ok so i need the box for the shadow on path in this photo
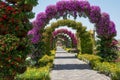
[55,56,76,59]
[53,64,91,70]
[50,46,111,80]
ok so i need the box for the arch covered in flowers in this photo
[53,29,77,47]
[54,34,72,48]
[29,0,117,61]
[43,19,94,54]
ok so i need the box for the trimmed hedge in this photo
[91,61,120,80]
[77,54,120,80]
[77,54,101,63]
[80,32,94,54]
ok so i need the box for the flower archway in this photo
[29,0,117,61]
[54,33,72,48]
[53,29,77,47]
[43,19,94,54]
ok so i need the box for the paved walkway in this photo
[50,46,111,80]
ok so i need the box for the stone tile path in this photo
[50,46,111,80]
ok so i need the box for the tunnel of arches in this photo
[28,0,118,61]
[52,29,77,48]
[42,19,94,54]
[55,34,72,47]
[53,31,74,48]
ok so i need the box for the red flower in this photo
[0,2,6,6]
[0,2,6,5]
[11,62,15,65]
[6,6,14,11]
[3,15,7,19]
[0,2,7,8]
[12,11,18,15]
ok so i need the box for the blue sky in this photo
[31,0,120,39]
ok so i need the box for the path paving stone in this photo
[50,46,111,80]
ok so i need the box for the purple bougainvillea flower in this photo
[89,6,101,23]
[45,5,57,19]
[56,1,66,16]
[31,0,116,43]
[107,21,116,37]
[36,12,47,27]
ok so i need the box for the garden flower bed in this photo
[15,50,55,80]
[15,67,50,80]
[77,54,120,80]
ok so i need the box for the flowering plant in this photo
[0,0,38,79]
[30,0,116,44]
[0,1,33,37]
[0,1,20,35]
[0,34,32,78]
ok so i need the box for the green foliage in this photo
[77,53,120,80]
[38,54,54,67]
[26,12,35,19]
[50,50,56,56]
[24,0,38,6]
[96,38,119,62]
[34,41,47,60]
[80,31,94,54]
[44,19,94,54]
[77,54,101,63]
[118,51,120,57]
[91,61,120,80]
[15,67,50,80]
[0,0,38,79]
[65,48,72,52]
[0,34,32,77]
[16,50,55,80]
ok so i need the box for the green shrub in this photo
[15,50,56,80]
[96,39,119,62]
[92,61,120,80]
[38,54,54,67]
[77,54,120,80]
[15,67,50,80]
[80,31,94,54]
[118,51,120,57]
[77,54,101,63]
[111,62,120,80]
[50,50,56,56]
[65,48,72,52]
